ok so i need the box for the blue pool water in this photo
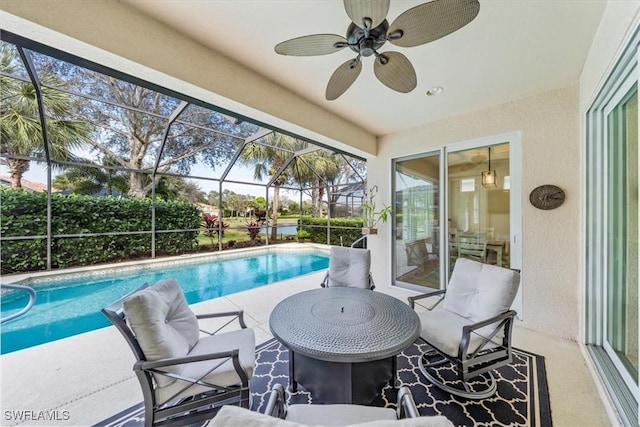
[1,251,329,354]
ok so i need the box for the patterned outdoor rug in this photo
[96,338,552,426]
[251,339,552,427]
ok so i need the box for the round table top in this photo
[269,287,421,363]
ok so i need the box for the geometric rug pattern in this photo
[95,339,552,426]
[250,339,552,427]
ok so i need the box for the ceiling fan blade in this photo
[373,52,417,93]
[275,34,348,56]
[388,0,480,48]
[343,0,390,29]
[326,58,362,100]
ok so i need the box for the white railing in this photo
[1,283,37,323]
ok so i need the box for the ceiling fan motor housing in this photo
[347,21,389,57]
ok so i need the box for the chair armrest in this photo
[459,310,517,358]
[264,383,287,419]
[408,289,446,310]
[196,310,247,329]
[368,274,376,291]
[137,348,251,385]
[396,386,419,419]
[138,348,241,370]
[464,310,516,333]
[320,271,329,288]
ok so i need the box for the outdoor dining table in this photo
[269,287,421,404]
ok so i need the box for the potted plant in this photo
[361,185,391,235]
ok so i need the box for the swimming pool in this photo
[1,248,329,354]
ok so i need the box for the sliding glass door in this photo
[393,136,520,302]
[447,143,511,273]
[585,32,639,426]
[604,82,638,395]
[393,152,441,290]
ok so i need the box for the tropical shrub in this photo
[246,221,261,241]
[296,230,310,242]
[202,213,229,245]
[0,188,201,273]
[298,217,364,247]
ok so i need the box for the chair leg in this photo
[417,348,498,400]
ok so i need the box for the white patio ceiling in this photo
[124,0,606,137]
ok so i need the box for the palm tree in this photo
[293,150,343,217]
[240,133,305,241]
[309,151,342,216]
[52,156,129,195]
[0,44,89,188]
[52,165,129,195]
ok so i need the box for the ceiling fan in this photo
[275,0,480,100]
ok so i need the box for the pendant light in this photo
[481,146,497,188]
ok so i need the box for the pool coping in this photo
[2,243,331,287]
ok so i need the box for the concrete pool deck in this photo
[1,267,614,426]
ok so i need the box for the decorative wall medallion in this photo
[529,185,565,210]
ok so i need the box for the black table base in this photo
[289,350,396,404]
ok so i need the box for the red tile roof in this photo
[0,175,57,192]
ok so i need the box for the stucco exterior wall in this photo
[368,85,581,340]
[0,0,376,156]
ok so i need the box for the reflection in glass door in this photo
[605,85,638,393]
[447,143,511,273]
[393,153,440,290]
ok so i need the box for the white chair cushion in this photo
[123,278,199,387]
[286,404,397,425]
[156,328,255,404]
[210,405,454,427]
[443,258,520,323]
[327,246,371,289]
[212,405,301,426]
[417,309,501,358]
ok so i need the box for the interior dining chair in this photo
[208,383,454,426]
[102,278,255,427]
[408,258,521,399]
[457,231,487,263]
[321,246,375,290]
[404,239,430,269]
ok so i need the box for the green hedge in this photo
[298,217,365,247]
[0,188,201,274]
